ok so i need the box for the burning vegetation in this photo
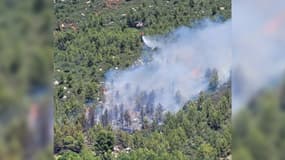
[54,0,231,159]
[88,20,231,132]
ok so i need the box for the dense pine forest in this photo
[54,0,231,159]
[233,79,285,160]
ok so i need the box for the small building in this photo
[124,147,131,153]
[58,21,78,32]
[54,80,59,85]
[135,21,144,28]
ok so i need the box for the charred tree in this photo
[118,104,124,128]
[207,68,219,91]
[124,110,132,127]
[175,90,182,105]
[114,104,119,121]
[101,109,109,127]
[155,103,164,125]
[146,90,155,118]
[140,106,146,129]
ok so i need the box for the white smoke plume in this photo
[142,35,164,49]
[232,0,285,113]
[103,20,232,114]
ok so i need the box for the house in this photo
[135,21,144,28]
[54,80,59,85]
[124,147,131,153]
[57,21,78,32]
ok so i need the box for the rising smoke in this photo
[232,0,285,113]
[101,20,232,120]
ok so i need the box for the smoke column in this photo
[104,20,232,114]
[232,0,285,113]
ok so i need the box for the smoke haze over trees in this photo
[53,0,231,159]
[100,20,231,130]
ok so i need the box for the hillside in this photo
[56,84,231,159]
[233,79,285,160]
[54,0,231,159]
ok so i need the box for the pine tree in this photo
[155,103,164,124]
[124,110,132,127]
[208,68,219,91]
[101,109,109,127]
[119,104,125,127]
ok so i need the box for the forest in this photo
[233,79,285,160]
[55,83,231,160]
[54,0,231,159]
